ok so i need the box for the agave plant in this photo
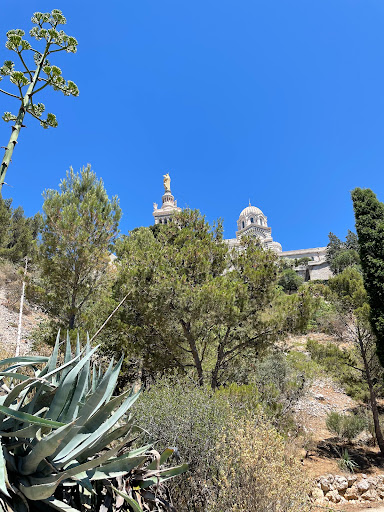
[0,334,187,511]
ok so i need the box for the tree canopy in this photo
[37,165,121,331]
[352,187,384,367]
[110,210,312,387]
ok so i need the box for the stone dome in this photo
[239,205,263,217]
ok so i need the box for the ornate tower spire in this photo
[153,173,181,225]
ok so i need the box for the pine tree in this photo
[351,188,384,366]
[38,165,121,331]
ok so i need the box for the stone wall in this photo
[311,473,384,505]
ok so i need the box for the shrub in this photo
[326,411,366,441]
[211,418,312,512]
[133,375,312,512]
[306,339,370,401]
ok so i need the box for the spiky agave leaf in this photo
[0,333,187,511]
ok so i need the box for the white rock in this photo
[326,490,341,503]
[357,479,370,493]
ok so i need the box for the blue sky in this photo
[1,1,384,250]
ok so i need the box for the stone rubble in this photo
[312,473,384,505]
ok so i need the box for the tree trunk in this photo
[180,319,204,385]
[358,331,384,454]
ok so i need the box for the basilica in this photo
[153,174,331,281]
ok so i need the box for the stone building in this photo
[152,174,332,281]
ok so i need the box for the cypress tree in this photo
[351,188,384,366]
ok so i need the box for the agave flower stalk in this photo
[0,10,79,194]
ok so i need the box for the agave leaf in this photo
[53,371,128,462]
[134,464,189,489]
[110,486,143,512]
[58,434,128,479]
[0,356,49,368]
[0,372,32,381]
[42,497,80,512]
[0,405,65,429]
[0,439,10,497]
[19,478,65,501]
[76,356,120,423]
[20,421,76,475]
[147,448,174,470]
[2,378,38,409]
[59,354,90,423]
[77,418,134,462]
[39,331,60,379]
[75,334,80,358]
[55,389,140,464]
[46,346,99,422]
[0,424,39,438]
[89,455,147,480]
[65,332,72,363]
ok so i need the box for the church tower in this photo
[153,173,181,224]
[235,202,282,253]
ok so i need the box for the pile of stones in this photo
[312,473,384,504]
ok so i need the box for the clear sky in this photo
[1,1,384,250]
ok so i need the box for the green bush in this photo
[326,411,366,441]
[132,375,311,512]
[306,338,370,401]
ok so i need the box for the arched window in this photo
[242,221,245,229]
[250,217,254,223]
[164,218,167,224]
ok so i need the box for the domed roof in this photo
[239,205,263,217]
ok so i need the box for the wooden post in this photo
[15,257,28,357]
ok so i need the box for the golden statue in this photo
[163,173,171,192]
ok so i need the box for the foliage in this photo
[351,187,384,367]
[111,210,309,388]
[0,10,78,191]
[326,411,366,441]
[326,231,360,275]
[306,339,370,401]
[34,165,121,332]
[133,374,310,512]
[336,448,358,473]
[0,198,41,262]
[210,418,312,512]
[0,335,186,512]
[278,267,304,293]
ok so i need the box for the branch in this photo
[17,51,33,80]
[344,361,364,374]
[222,329,273,359]
[31,80,51,97]
[0,89,22,100]
[47,47,67,55]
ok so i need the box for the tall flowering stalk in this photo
[0,10,79,194]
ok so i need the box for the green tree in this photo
[328,266,384,454]
[0,198,41,262]
[351,188,384,367]
[37,165,121,331]
[0,10,78,193]
[326,230,360,275]
[278,268,304,293]
[111,210,311,388]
